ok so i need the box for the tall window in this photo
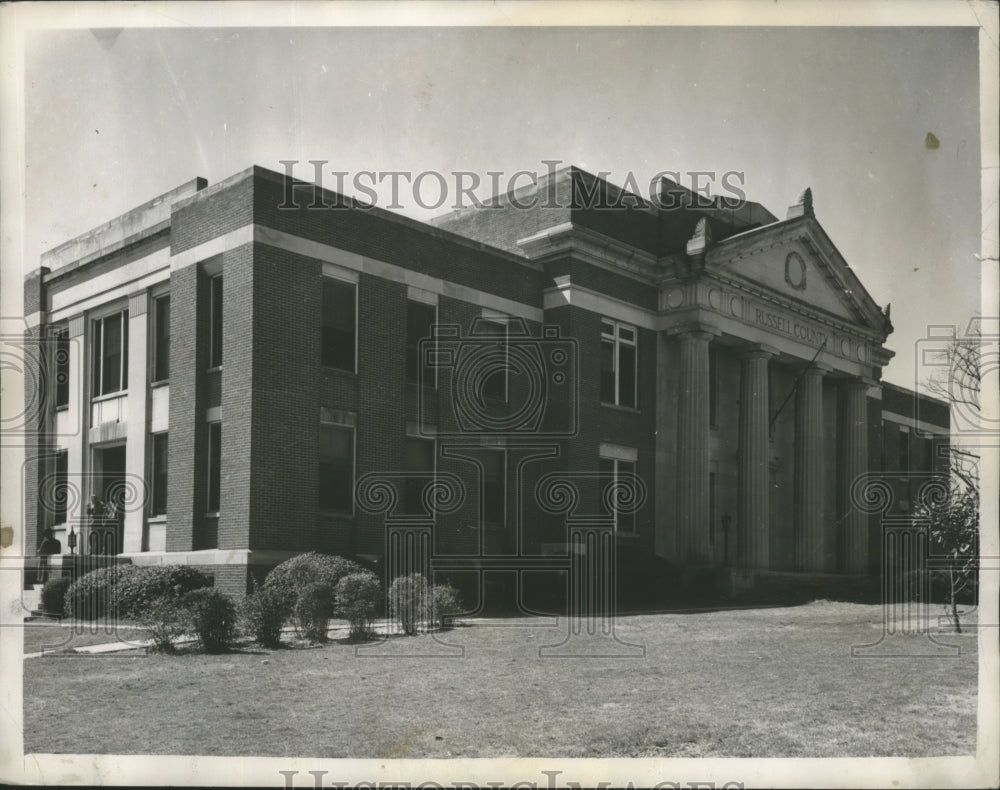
[209,275,223,368]
[406,300,436,385]
[322,279,356,371]
[207,422,221,513]
[92,311,128,397]
[54,326,70,408]
[481,450,506,525]
[898,428,910,475]
[53,449,68,525]
[599,456,637,533]
[319,425,354,513]
[152,294,170,382]
[600,319,637,408]
[150,433,168,516]
[403,437,435,515]
[481,320,508,402]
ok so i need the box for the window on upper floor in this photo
[53,326,70,409]
[322,278,357,372]
[319,425,354,514]
[152,294,170,382]
[92,311,128,397]
[209,275,223,369]
[406,300,437,386]
[480,319,508,402]
[600,319,637,409]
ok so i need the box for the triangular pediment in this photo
[705,215,891,336]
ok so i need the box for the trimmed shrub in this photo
[335,572,383,640]
[40,576,72,617]
[429,583,463,629]
[182,588,236,653]
[112,565,211,620]
[388,573,429,635]
[64,566,122,620]
[294,581,335,642]
[264,552,363,615]
[238,585,286,648]
[138,596,187,653]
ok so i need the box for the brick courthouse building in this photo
[23,165,950,600]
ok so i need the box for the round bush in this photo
[64,566,122,620]
[139,596,187,653]
[111,565,212,620]
[429,583,463,629]
[263,552,363,614]
[40,576,72,617]
[182,588,236,653]
[388,573,429,635]
[238,586,286,648]
[294,581,335,642]
[335,572,383,639]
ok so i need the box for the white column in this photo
[122,291,149,553]
[794,366,826,571]
[737,346,772,569]
[675,328,715,565]
[840,378,870,574]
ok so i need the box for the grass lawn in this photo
[23,601,977,757]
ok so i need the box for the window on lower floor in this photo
[599,456,637,534]
[403,437,435,515]
[92,311,129,397]
[600,319,637,409]
[322,278,357,372]
[150,433,168,516]
[319,425,354,513]
[207,422,221,513]
[481,450,506,526]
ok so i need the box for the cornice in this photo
[517,222,663,283]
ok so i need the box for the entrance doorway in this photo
[90,444,126,554]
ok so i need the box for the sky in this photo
[23,24,983,391]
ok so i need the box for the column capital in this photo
[667,322,721,342]
[842,375,876,392]
[128,290,150,317]
[739,342,780,361]
[799,361,833,378]
[67,314,85,338]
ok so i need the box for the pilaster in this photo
[123,291,149,553]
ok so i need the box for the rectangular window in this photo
[600,456,637,533]
[150,433,168,516]
[54,326,70,408]
[54,450,68,525]
[482,450,506,525]
[152,295,170,382]
[319,425,354,513]
[92,311,129,397]
[322,279,357,372]
[207,422,221,513]
[406,300,436,385]
[209,275,223,368]
[898,428,910,475]
[481,320,508,402]
[600,319,637,408]
[403,437,436,515]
